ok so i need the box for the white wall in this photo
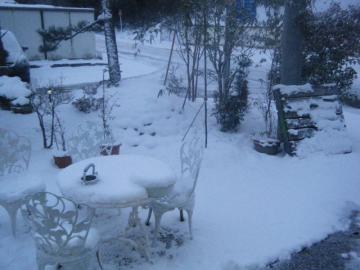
[0,6,96,60]
[70,11,96,59]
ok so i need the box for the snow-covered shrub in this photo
[343,85,360,108]
[302,3,360,95]
[72,84,103,113]
[214,55,251,132]
[0,75,31,110]
[214,78,249,132]
[159,66,186,97]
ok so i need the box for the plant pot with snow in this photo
[253,136,281,155]
[100,143,121,156]
[53,151,73,169]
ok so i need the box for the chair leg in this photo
[1,202,20,237]
[179,209,185,222]
[145,208,152,226]
[36,256,47,270]
[185,209,193,240]
[153,210,163,238]
[96,250,104,270]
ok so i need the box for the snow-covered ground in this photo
[1,32,360,270]
[30,55,159,88]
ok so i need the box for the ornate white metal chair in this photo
[0,128,45,237]
[145,136,204,239]
[67,121,104,162]
[22,192,100,270]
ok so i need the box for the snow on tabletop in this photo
[57,155,176,207]
[0,76,30,100]
[274,83,313,96]
[0,175,45,202]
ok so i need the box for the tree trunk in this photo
[280,0,306,85]
[223,5,232,96]
[102,0,121,85]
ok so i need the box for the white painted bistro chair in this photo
[0,128,45,236]
[22,192,100,270]
[145,135,204,239]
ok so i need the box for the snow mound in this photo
[0,76,30,100]
[296,129,352,157]
[1,30,27,65]
[295,98,352,157]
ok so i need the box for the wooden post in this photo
[203,5,208,148]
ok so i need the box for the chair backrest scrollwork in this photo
[180,135,204,196]
[0,128,31,177]
[22,192,94,256]
[67,121,103,162]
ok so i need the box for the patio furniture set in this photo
[0,128,204,270]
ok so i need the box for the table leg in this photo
[125,206,151,261]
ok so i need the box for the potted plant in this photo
[53,111,72,168]
[99,69,121,156]
[253,79,281,155]
[253,133,280,155]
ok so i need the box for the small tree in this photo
[259,2,283,137]
[175,0,204,106]
[302,3,360,95]
[207,0,254,131]
[213,55,251,132]
[30,86,71,149]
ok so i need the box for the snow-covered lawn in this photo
[1,35,360,270]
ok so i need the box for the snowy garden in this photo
[1,0,360,269]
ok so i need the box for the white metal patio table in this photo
[57,154,177,259]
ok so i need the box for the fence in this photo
[0,4,96,60]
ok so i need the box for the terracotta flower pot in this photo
[53,155,72,169]
[253,138,281,155]
[100,144,121,156]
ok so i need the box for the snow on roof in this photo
[0,1,94,12]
